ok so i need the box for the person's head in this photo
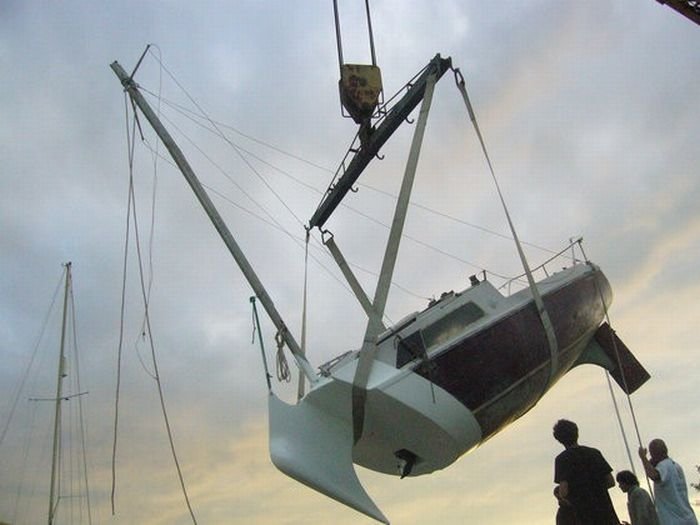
[553,419,578,448]
[648,439,668,465]
[616,470,639,493]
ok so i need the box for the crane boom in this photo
[309,54,452,230]
[657,0,700,25]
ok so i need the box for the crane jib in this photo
[308,54,452,230]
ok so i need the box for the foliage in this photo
[692,465,700,492]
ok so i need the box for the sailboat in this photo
[0,262,92,525]
[111,50,649,524]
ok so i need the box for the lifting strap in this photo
[298,229,311,400]
[332,0,378,71]
[351,70,437,444]
[322,230,382,325]
[453,68,559,385]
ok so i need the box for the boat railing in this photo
[318,349,358,377]
[495,237,587,296]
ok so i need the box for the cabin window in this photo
[421,302,485,350]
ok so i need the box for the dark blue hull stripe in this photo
[408,269,609,439]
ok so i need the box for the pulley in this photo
[339,63,382,125]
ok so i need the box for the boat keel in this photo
[268,392,389,524]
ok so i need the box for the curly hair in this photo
[553,419,578,447]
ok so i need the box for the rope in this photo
[130,153,199,525]
[143,46,162,337]
[134,62,163,380]
[605,370,636,474]
[250,297,272,391]
[111,93,135,514]
[113,83,198,523]
[275,331,291,383]
[581,241,652,499]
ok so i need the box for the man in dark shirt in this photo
[553,419,619,525]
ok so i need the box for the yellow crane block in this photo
[339,64,382,124]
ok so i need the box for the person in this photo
[616,470,659,525]
[639,439,698,525]
[554,484,580,525]
[552,419,619,525]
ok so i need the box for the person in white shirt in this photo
[639,439,698,525]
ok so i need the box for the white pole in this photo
[110,61,317,386]
[48,262,71,525]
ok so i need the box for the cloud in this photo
[1,2,700,524]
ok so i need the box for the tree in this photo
[692,465,700,492]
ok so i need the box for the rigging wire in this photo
[146,48,307,232]
[0,268,64,449]
[0,264,90,523]
[111,93,134,515]
[6,261,94,523]
[155,110,296,231]
[138,90,492,290]
[139,86,564,263]
[133,136,409,304]
[136,99,432,309]
[137,85,565,289]
[127,55,588,391]
[143,45,163,341]
[145,102,363,311]
[69,279,93,524]
[11,383,40,523]
[139,88,333,173]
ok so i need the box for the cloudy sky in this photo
[1,1,699,524]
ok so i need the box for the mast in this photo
[110,61,318,386]
[48,262,71,525]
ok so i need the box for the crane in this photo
[657,0,700,26]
